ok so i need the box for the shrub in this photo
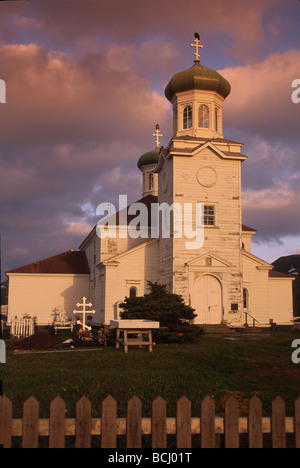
[119,281,203,343]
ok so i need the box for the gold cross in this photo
[191,32,203,62]
[153,123,163,149]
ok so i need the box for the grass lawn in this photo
[2,329,300,419]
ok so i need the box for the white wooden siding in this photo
[7,274,90,326]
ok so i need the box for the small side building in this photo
[6,250,90,326]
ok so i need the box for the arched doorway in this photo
[194,275,223,324]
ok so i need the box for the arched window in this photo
[183,105,192,129]
[129,286,137,298]
[149,173,154,190]
[215,108,219,132]
[198,104,209,128]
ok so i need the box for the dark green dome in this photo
[165,61,231,102]
[137,148,159,170]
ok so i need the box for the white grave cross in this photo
[73,297,95,330]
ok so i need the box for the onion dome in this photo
[137,148,159,170]
[165,61,231,102]
[137,124,162,170]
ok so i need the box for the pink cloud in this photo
[0,42,170,147]
[220,49,300,139]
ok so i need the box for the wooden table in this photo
[110,320,160,353]
[116,328,153,353]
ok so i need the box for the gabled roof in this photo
[113,194,158,226]
[80,194,257,246]
[268,270,294,279]
[79,194,158,249]
[99,238,159,267]
[242,250,273,269]
[6,250,90,275]
[156,139,247,172]
[242,224,257,232]
[185,251,232,268]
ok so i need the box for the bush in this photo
[153,324,205,344]
[119,281,203,344]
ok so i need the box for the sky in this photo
[0,0,299,280]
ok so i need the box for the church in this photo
[6,37,294,329]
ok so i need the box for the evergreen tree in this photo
[119,281,203,343]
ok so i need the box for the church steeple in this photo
[137,124,161,197]
[165,34,231,139]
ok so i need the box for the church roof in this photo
[113,194,157,226]
[173,136,244,145]
[242,225,257,232]
[6,250,90,275]
[108,195,257,232]
[165,61,231,102]
[137,148,160,169]
[268,270,294,278]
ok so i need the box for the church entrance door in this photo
[194,275,222,324]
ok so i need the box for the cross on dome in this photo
[191,32,203,62]
[153,123,163,149]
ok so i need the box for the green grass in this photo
[2,329,300,419]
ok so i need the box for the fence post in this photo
[177,396,191,448]
[49,395,66,448]
[272,396,286,448]
[75,396,91,448]
[295,397,300,449]
[225,396,239,448]
[201,395,215,448]
[101,395,117,448]
[0,396,12,448]
[22,397,39,448]
[152,396,167,448]
[248,395,263,448]
[127,396,142,448]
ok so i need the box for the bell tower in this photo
[156,34,247,327]
[165,34,231,140]
[137,124,162,197]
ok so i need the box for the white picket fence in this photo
[10,317,35,339]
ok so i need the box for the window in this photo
[243,288,249,309]
[203,205,215,226]
[149,173,154,190]
[198,104,209,128]
[129,286,137,298]
[215,108,219,132]
[183,105,192,129]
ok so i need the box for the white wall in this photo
[7,273,90,326]
[268,278,294,325]
[103,240,159,325]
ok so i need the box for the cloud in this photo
[0,0,287,60]
[221,49,300,142]
[242,179,300,241]
[0,41,171,148]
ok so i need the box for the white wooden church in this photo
[6,37,294,329]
